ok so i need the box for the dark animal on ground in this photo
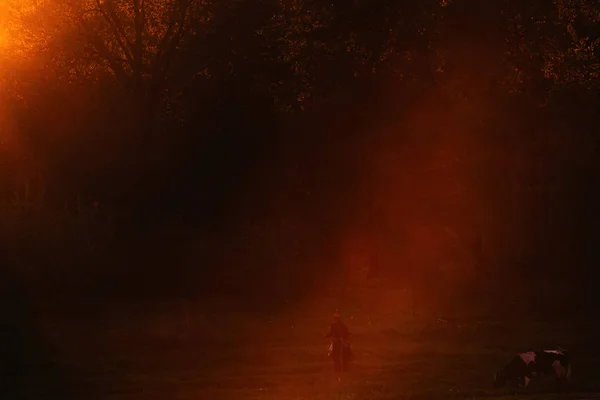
[493,348,571,389]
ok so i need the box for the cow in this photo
[493,349,571,389]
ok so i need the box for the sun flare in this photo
[0,1,11,53]
[0,28,9,50]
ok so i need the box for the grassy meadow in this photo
[12,285,600,400]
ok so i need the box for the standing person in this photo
[326,313,352,372]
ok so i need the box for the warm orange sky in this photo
[0,0,37,53]
[0,1,12,52]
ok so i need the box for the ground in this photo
[10,286,600,399]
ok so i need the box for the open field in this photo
[6,287,600,399]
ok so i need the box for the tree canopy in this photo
[0,0,599,297]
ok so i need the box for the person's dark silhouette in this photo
[325,314,352,372]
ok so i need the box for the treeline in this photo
[0,0,599,305]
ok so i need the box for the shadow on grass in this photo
[0,271,75,399]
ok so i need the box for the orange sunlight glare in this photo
[0,27,7,52]
[0,1,13,56]
[0,0,39,57]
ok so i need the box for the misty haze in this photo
[0,0,599,399]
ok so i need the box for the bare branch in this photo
[79,19,131,88]
[95,0,135,69]
[156,0,191,62]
